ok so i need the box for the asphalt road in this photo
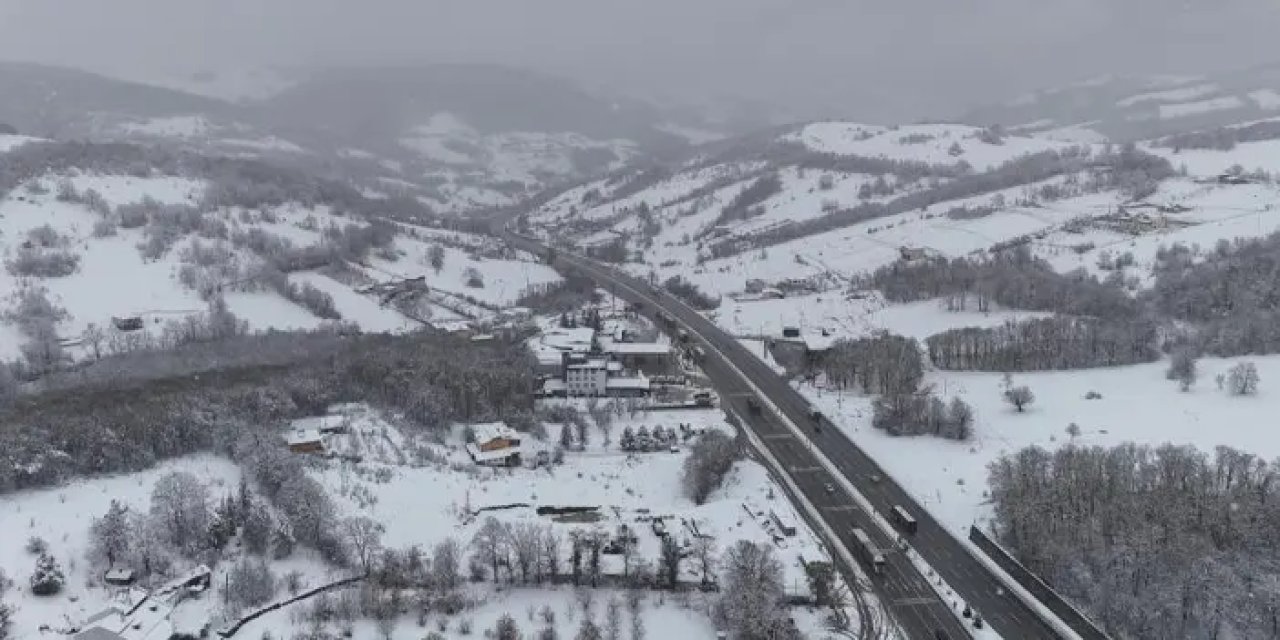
[500,230,1068,640]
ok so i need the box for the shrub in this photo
[92,218,118,238]
[6,248,80,277]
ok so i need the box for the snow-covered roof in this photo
[465,442,522,463]
[601,340,670,356]
[285,428,323,446]
[472,422,518,444]
[542,379,567,393]
[105,568,134,581]
[291,414,347,433]
[802,333,835,352]
[567,359,609,370]
[606,376,651,391]
[539,327,596,352]
[74,628,126,640]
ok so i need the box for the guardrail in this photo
[968,526,1110,640]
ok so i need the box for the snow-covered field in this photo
[785,122,1076,172]
[800,353,1280,538]
[0,171,558,362]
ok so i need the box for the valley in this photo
[2,55,1280,640]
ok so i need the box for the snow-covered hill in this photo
[0,142,560,368]
[967,65,1280,143]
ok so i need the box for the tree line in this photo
[812,333,974,440]
[926,316,1160,371]
[707,144,1174,258]
[869,246,1141,320]
[0,329,536,494]
[1147,235,1280,356]
[989,443,1280,639]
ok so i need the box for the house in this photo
[291,414,349,436]
[104,568,135,586]
[606,374,651,397]
[760,287,785,300]
[466,422,522,467]
[600,340,671,368]
[285,429,325,454]
[899,246,929,261]
[566,358,609,396]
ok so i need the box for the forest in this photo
[989,443,1280,640]
[0,327,537,494]
[1148,234,1280,356]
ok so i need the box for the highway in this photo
[500,230,1068,640]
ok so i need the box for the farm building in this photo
[285,429,325,454]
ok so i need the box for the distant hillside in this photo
[523,116,1280,300]
[963,64,1280,143]
[0,62,728,216]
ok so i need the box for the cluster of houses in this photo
[532,323,672,398]
[72,566,212,640]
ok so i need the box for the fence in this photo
[968,526,1111,640]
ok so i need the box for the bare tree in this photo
[658,537,681,590]
[691,536,717,587]
[1228,361,1260,396]
[341,516,385,574]
[149,471,210,555]
[471,517,510,583]
[1167,349,1198,391]
[604,597,623,640]
[433,537,461,591]
[510,522,542,584]
[539,527,561,583]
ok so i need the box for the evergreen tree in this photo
[29,553,64,596]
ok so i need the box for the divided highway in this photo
[501,230,1070,640]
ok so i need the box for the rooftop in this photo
[466,442,523,463]
[606,376,651,391]
[601,340,671,356]
[285,429,324,446]
[472,422,519,444]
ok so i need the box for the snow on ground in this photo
[119,116,214,138]
[786,122,1074,172]
[1249,89,1280,110]
[67,174,205,207]
[656,123,726,145]
[799,354,1280,537]
[237,404,843,638]
[719,295,1052,344]
[0,455,241,640]
[236,585,728,640]
[1115,83,1219,107]
[289,271,421,333]
[224,291,323,331]
[1149,138,1280,177]
[1159,95,1246,119]
[218,137,307,154]
[0,134,43,153]
[369,236,562,306]
[1030,122,1109,144]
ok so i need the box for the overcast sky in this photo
[2,0,1278,121]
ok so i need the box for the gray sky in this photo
[2,0,1279,120]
